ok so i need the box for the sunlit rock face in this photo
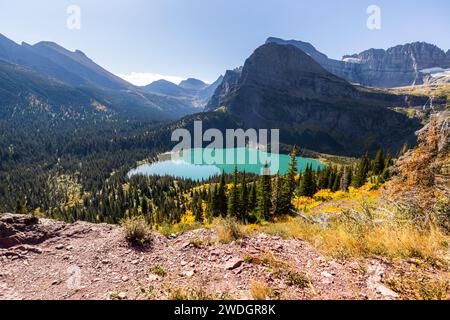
[267,37,450,88]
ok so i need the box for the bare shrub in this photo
[121,216,151,246]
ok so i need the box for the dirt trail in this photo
[0,213,398,300]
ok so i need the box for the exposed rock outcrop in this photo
[205,43,423,156]
[0,213,64,248]
[206,68,241,111]
[267,37,449,88]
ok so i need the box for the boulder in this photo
[224,258,244,270]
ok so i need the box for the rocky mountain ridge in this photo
[267,37,450,88]
[204,42,424,156]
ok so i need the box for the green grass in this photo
[152,265,167,277]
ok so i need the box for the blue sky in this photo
[0,0,449,84]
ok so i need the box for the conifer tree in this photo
[346,166,353,190]
[328,166,337,190]
[210,184,219,216]
[15,199,26,214]
[228,167,240,218]
[257,163,272,220]
[380,167,391,183]
[318,167,329,190]
[340,167,350,192]
[271,173,282,217]
[372,149,385,175]
[397,142,409,158]
[332,167,342,192]
[142,197,149,215]
[299,164,315,197]
[239,171,249,221]
[352,153,370,187]
[249,182,257,211]
[217,171,228,217]
[279,146,298,215]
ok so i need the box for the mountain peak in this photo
[266,37,330,63]
[237,42,344,94]
[205,40,422,156]
[149,79,177,86]
[179,78,207,90]
[267,37,450,87]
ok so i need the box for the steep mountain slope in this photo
[204,43,423,156]
[0,34,130,90]
[267,37,450,88]
[196,75,224,102]
[0,59,100,116]
[206,69,241,111]
[0,34,87,87]
[24,41,132,90]
[0,34,201,120]
[0,59,196,121]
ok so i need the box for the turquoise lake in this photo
[128,148,324,181]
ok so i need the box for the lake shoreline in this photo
[128,148,325,181]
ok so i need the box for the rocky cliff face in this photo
[205,43,423,156]
[345,43,449,87]
[206,67,242,111]
[267,38,449,88]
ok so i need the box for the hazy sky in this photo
[1,0,449,84]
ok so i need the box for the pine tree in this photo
[15,199,26,214]
[328,166,337,189]
[211,184,219,216]
[332,167,342,192]
[352,153,370,188]
[134,189,140,208]
[217,171,228,217]
[249,182,257,210]
[271,174,282,217]
[318,167,329,190]
[257,163,272,220]
[228,167,240,218]
[239,171,249,221]
[380,167,391,183]
[142,197,149,215]
[340,167,350,192]
[346,166,353,190]
[279,146,298,215]
[299,164,315,197]
[194,193,203,222]
[397,142,409,158]
[372,149,385,175]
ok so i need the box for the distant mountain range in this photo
[1,33,448,157]
[0,33,215,121]
[142,76,223,109]
[267,37,450,88]
[0,34,131,90]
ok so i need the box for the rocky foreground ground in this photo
[0,213,406,300]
